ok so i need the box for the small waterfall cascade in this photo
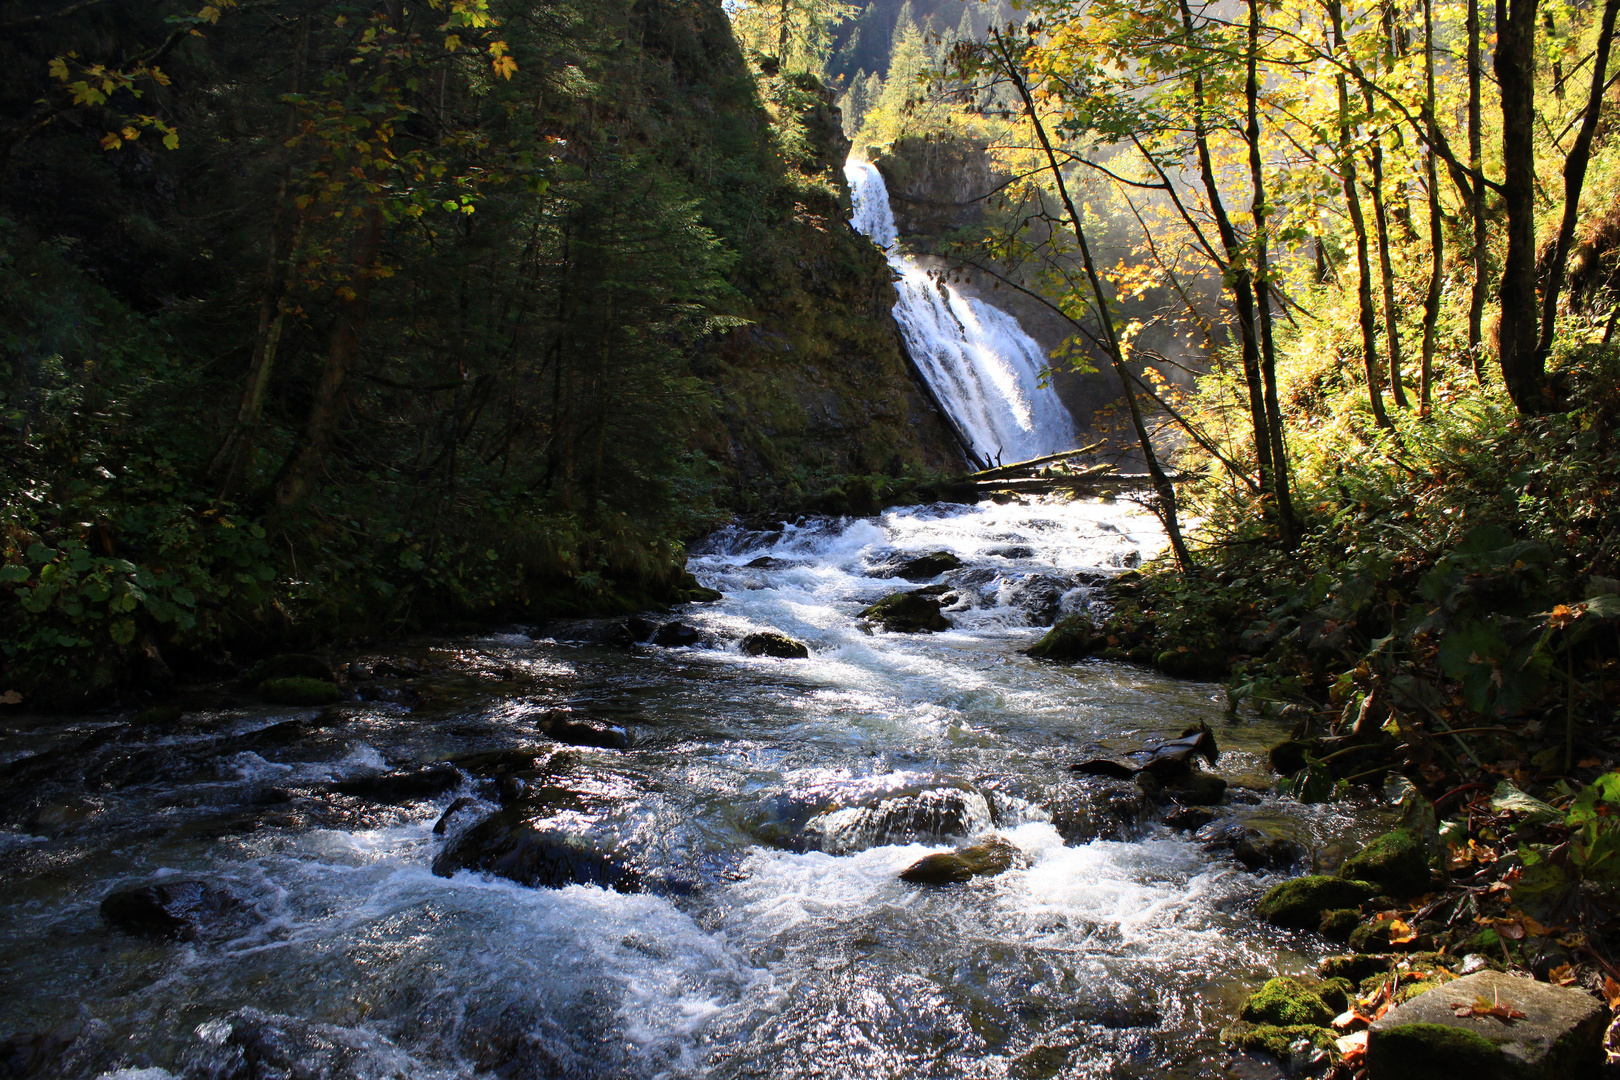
[844,159,1079,465]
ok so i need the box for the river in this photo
[0,497,1377,1079]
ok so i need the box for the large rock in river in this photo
[899,837,1021,885]
[1253,875,1378,928]
[1366,970,1605,1080]
[432,808,642,892]
[740,632,810,659]
[100,880,244,940]
[859,590,951,633]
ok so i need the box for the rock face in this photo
[100,881,242,940]
[1366,970,1606,1080]
[899,837,1021,885]
[1253,875,1378,928]
[740,632,810,659]
[859,590,952,633]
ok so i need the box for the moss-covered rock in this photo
[1239,977,1336,1027]
[859,590,951,633]
[899,837,1020,884]
[1341,828,1431,897]
[1221,1023,1337,1062]
[891,551,962,580]
[1254,875,1378,928]
[1366,1023,1504,1078]
[259,676,342,706]
[1319,908,1361,941]
[739,632,810,659]
[1318,977,1354,1013]
[1025,615,1094,661]
[1317,952,1455,984]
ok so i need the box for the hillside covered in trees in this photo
[0,0,968,706]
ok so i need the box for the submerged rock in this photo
[1366,970,1605,1080]
[331,764,461,803]
[183,1008,420,1080]
[1253,875,1378,928]
[1340,828,1431,898]
[740,632,810,659]
[858,590,951,633]
[1042,777,1153,842]
[899,837,1021,884]
[541,712,630,750]
[100,880,242,940]
[1198,817,1308,870]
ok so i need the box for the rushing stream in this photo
[0,498,1383,1080]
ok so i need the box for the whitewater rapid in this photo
[844,160,1078,466]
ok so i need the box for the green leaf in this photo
[0,564,31,583]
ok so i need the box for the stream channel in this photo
[0,499,1387,1079]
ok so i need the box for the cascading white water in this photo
[844,159,1078,465]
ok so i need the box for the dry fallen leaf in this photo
[1604,976,1620,1010]
[1452,988,1528,1021]
[1335,1030,1368,1064]
[1549,964,1577,987]
[0,690,21,705]
[1387,917,1419,944]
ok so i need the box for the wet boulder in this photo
[740,632,810,659]
[1004,574,1076,626]
[799,787,992,854]
[1025,614,1095,660]
[858,590,951,633]
[650,621,705,647]
[605,616,659,648]
[540,711,630,750]
[1042,777,1153,842]
[331,764,461,803]
[1253,875,1378,929]
[746,556,784,569]
[100,880,243,940]
[888,550,963,581]
[432,808,641,892]
[1366,970,1605,1080]
[1164,772,1228,806]
[899,836,1022,885]
[1199,817,1310,870]
[984,544,1035,559]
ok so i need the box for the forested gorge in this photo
[0,0,961,704]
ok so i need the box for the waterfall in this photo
[844,159,1079,465]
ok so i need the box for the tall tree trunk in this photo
[1333,0,1392,428]
[1468,0,1489,379]
[1495,0,1545,412]
[273,207,382,510]
[990,28,1195,573]
[1421,0,1443,415]
[1363,76,1407,409]
[1179,0,1275,509]
[1537,0,1620,360]
[1247,0,1298,541]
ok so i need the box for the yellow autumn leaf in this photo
[48,57,70,81]
[1386,917,1418,944]
[493,54,517,79]
[100,132,123,150]
[198,4,222,23]
[121,126,139,142]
